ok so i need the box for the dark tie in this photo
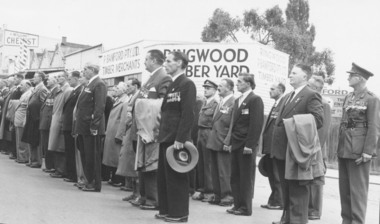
[286,91,295,105]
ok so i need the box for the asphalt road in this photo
[0,154,378,224]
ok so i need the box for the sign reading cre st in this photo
[4,30,39,47]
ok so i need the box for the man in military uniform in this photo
[192,79,218,202]
[338,63,380,224]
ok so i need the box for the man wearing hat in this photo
[192,79,218,202]
[337,63,380,224]
[260,82,286,210]
[156,51,196,222]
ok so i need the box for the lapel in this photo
[213,96,234,121]
[281,86,308,117]
[143,67,163,89]
[163,74,185,106]
[233,92,252,123]
[264,104,276,131]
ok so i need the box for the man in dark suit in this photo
[74,63,107,192]
[62,71,83,183]
[271,64,324,224]
[225,73,264,216]
[206,78,235,206]
[337,63,379,224]
[261,82,285,210]
[192,79,218,203]
[131,49,172,210]
[155,51,196,223]
[39,76,59,171]
[307,75,331,220]
[22,72,49,168]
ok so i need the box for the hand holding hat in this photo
[173,141,184,150]
[166,141,199,173]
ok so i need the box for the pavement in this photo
[0,154,379,224]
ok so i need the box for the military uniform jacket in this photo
[74,76,107,136]
[158,74,196,143]
[198,97,218,129]
[206,95,235,151]
[337,88,380,159]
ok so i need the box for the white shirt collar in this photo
[73,84,81,90]
[150,67,162,76]
[238,89,252,107]
[293,84,307,98]
[274,94,284,106]
[206,94,216,105]
[88,75,99,85]
[221,93,233,105]
[172,73,184,82]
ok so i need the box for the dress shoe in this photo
[140,204,158,210]
[234,209,251,216]
[164,216,188,223]
[82,186,100,192]
[50,173,64,178]
[1,151,10,155]
[260,204,283,210]
[30,164,41,168]
[130,197,145,206]
[226,207,238,214]
[25,163,31,167]
[9,155,17,160]
[208,196,221,205]
[74,183,85,189]
[191,192,204,201]
[43,168,55,173]
[219,196,234,207]
[308,215,320,220]
[63,178,76,183]
[272,221,289,224]
[154,213,168,220]
[201,194,214,202]
[17,160,28,164]
[122,194,137,202]
[120,186,133,192]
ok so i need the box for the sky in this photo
[1,0,379,92]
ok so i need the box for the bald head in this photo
[308,75,324,93]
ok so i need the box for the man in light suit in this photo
[272,64,324,224]
[192,79,218,202]
[261,82,286,210]
[74,63,107,192]
[62,71,83,183]
[225,73,264,216]
[131,49,172,210]
[155,51,196,223]
[307,75,331,220]
[206,78,235,206]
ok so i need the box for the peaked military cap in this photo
[202,79,217,89]
[347,63,374,80]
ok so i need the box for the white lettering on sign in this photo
[101,45,141,77]
[4,30,39,47]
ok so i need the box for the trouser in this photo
[308,184,323,217]
[157,142,189,217]
[40,130,54,169]
[64,131,77,181]
[230,147,256,215]
[338,158,370,224]
[29,144,42,166]
[77,134,102,191]
[15,127,29,162]
[265,155,283,207]
[51,151,66,175]
[75,137,87,185]
[274,158,309,224]
[139,170,158,206]
[196,128,213,193]
[210,149,232,199]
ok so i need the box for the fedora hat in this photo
[166,141,198,173]
[258,154,268,177]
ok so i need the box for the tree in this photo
[201,8,240,42]
[309,49,335,84]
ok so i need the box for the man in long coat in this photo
[74,63,107,192]
[131,49,172,210]
[48,72,73,178]
[102,82,129,185]
[22,72,48,168]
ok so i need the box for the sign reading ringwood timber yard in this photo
[4,30,39,47]
[100,41,289,114]
[322,88,349,118]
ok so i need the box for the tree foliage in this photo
[201,8,240,43]
[201,0,335,83]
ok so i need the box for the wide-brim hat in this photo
[258,154,268,177]
[166,141,198,173]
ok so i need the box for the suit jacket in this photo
[206,95,235,151]
[262,97,285,155]
[229,91,264,151]
[39,86,59,131]
[140,67,172,99]
[158,74,196,143]
[74,76,107,136]
[318,98,331,159]
[272,85,324,160]
[62,85,83,132]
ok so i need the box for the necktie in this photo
[286,91,295,105]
